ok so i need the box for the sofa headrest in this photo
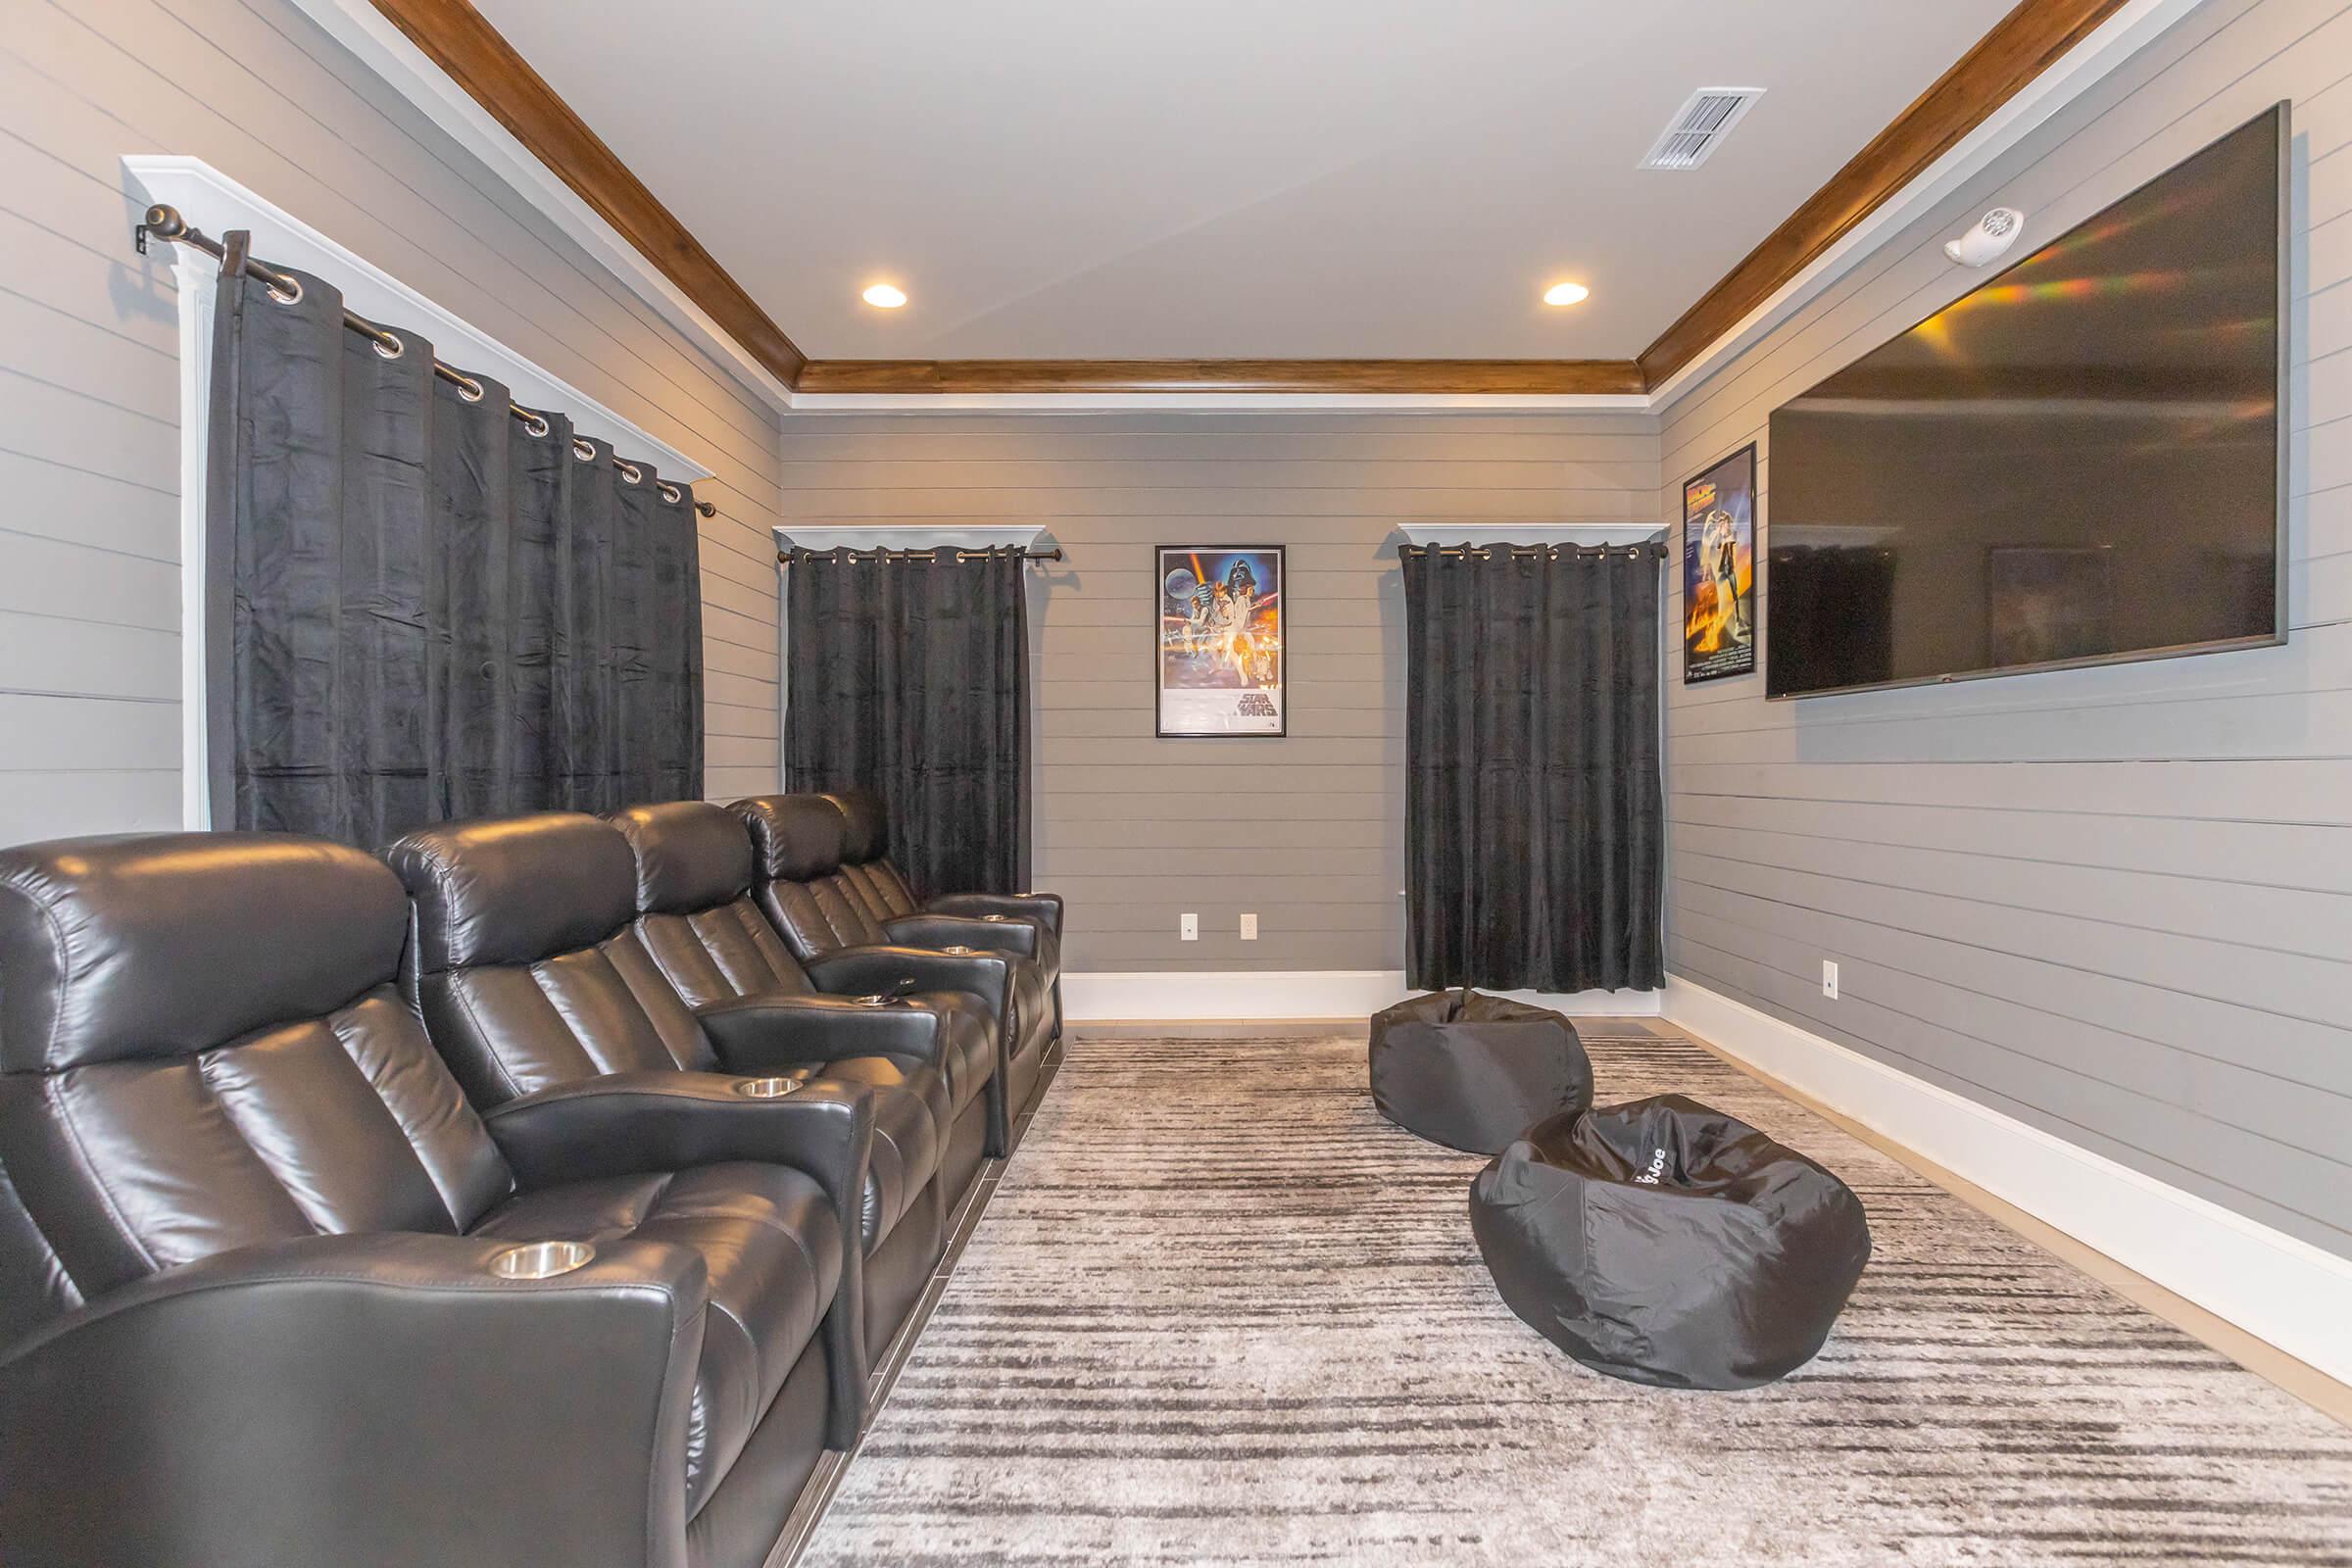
[729,795,846,882]
[824,790,889,863]
[606,801,755,915]
[0,833,407,1073]
[384,812,634,971]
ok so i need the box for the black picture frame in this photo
[1154,545,1286,737]
[1682,443,1759,683]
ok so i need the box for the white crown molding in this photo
[1663,975,2352,1388]
[287,0,2194,417]
[281,0,796,414]
[123,156,715,483]
[774,524,1048,553]
[1065,969,1660,1022]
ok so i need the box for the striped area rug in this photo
[802,1029,2352,1566]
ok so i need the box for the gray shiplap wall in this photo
[777,414,1661,973]
[1659,0,2352,1259]
[0,0,783,845]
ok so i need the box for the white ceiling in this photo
[472,0,2016,362]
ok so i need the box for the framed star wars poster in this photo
[1156,546,1285,736]
[1683,444,1758,683]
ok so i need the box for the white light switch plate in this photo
[1240,913,1258,940]
[1822,959,1839,1000]
[1180,912,1199,941]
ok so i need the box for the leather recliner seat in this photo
[608,800,1000,1207]
[821,788,1064,1038]
[733,794,1057,1124]
[386,811,950,1361]
[0,832,872,1568]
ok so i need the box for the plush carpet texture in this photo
[801,1028,2352,1566]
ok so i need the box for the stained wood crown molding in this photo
[362,0,2144,401]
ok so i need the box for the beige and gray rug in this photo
[803,1028,2352,1566]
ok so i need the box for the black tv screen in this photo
[1765,104,2287,699]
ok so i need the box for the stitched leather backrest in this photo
[0,834,513,1321]
[732,795,888,956]
[820,791,920,918]
[386,814,716,1104]
[609,802,814,1008]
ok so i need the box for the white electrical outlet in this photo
[1180,912,1199,941]
[1822,959,1840,1000]
[1240,912,1258,941]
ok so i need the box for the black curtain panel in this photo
[1399,543,1665,993]
[204,250,702,846]
[784,547,1029,896]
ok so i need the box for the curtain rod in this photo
[134,204,719,519]
[775,546,1065,565]
[1399,541,1669,560]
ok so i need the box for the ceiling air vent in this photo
[1640,87,1765,171]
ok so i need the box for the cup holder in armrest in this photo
[940,945,978,956]
[980,913,1009,922]
[851,994,894,1006]
[490,1240,596,1280]
[733,1076,802,1099]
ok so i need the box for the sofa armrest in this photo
[927,891,1062,938]
[483,1073,873,1230]
[882,911,1040,961]
[0,1232,706,1568]
[803,945,1013,1027]
[697,994,953,1075]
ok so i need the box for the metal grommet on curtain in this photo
[265,273,303,306]
[658,481,683,505]
[522,413,551,439]
[372,331,405,361]
[615,459,644,485]
[453,372,485,403]
[571,438,596,464]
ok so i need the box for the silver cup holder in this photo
[852,994,894,1006]
[941,945,978,956]
[981,913,1009,922]
[490,1240,595,1280]
[734,1076,802,1099]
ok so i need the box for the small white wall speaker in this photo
[1945,208,2026,267]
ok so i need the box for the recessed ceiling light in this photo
[861,283,907,309]
[1544,281,1592,307]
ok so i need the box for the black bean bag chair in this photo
[1469,1095,1872,1390]
[1368,988,1592,1154]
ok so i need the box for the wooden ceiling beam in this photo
[1636,0,2133,390]
[794,359,1649,396]
[364,0,807,387]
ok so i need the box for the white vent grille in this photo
[1640,87,1765,171]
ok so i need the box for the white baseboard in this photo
[1662,974,2352,1388]
[1066,969,1660,1023]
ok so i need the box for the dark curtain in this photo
[205,250,702,846]
[784,547,1028,896]
[1400,543,1664,992]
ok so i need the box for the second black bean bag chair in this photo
[1368,987,1592,1154]
[1469,1094,1873,1390]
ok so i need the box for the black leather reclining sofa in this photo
[0,792,1061,1568]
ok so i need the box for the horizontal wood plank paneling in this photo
[781,412,1660,972]
[0,0,786,840]
[1661,0,2352,1259]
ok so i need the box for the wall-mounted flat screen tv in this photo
[1765,104,2287,700]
